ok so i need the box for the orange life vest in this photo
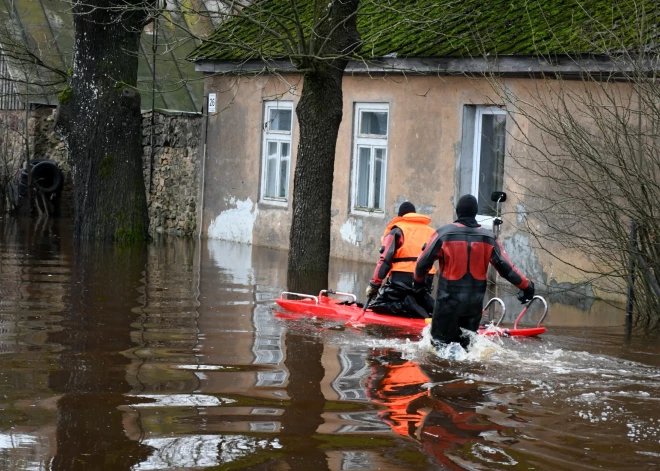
[382,213,437,275]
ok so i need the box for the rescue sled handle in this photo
[482,297,506,326]
[319,290,357,302]
[513,295,548,329]
[279,290,358,305]
[280,292,319,304]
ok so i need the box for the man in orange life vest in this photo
[414,194,535,348]
[365,201,436,318]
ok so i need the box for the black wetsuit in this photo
[414,219,531,346]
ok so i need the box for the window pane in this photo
[268,108,292,132]
[477,113,506,216]
[373,148,386,209]
[279,142,290,198]
[356,146,371,207]
[265,141,278,197]
[360,111,388,136]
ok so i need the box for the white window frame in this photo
[351,103,389,215]
[261,101,294,206]
[471,106,506,229]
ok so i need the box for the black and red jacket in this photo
[414,222,530,294]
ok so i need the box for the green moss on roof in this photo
[190,0,660,61]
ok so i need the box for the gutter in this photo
[193,55,657,80]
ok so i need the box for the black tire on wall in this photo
[30,160,62,194]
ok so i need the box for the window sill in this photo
[259,198,289,209]
[351,208,386,218]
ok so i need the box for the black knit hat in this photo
[456,195,478,218]
[398,201,416,217]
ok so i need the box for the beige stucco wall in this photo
[202,73,623,299]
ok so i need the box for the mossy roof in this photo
[190,0,660,62]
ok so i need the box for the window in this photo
[261,101,293,203]
[352,103,389,212]
[460,105,506,228]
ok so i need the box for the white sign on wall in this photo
[208,93,217,113]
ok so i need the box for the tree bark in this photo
[287,0,360,288]
[55,0,151,242]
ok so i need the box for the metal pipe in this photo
[148,1,159,196]
[626,220,638,335]
[198,95,209,240]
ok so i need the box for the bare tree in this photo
[483,6,660,327]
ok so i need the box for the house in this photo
[190,0,653,297]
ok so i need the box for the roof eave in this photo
[195,54,656,79]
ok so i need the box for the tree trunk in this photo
[287,0,360,289]
[55,1,151,242]
[287,70,344,289]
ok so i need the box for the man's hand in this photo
[366,283,380,299]
[517,280,535,304]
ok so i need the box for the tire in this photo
[30,160,62,194]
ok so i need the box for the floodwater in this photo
[0,217,659,471]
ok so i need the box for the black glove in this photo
[365,283,380,298]
[517,280,535,304]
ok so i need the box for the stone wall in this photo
[0,106,203,237]
[142,111,203,236]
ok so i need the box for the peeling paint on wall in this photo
[417,204,435,215]
[516,203,527,224]
[208,197,258,243]
[340,218,363,245]
[393,195,407,215]
[502,232,546,286]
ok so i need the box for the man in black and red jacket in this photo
[413,194,535,349]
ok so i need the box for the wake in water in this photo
[277,311,660,469]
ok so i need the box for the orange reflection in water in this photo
[366,349,502,469]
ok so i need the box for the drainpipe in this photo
[198,95,209,242]
[193,95,209,381]
[24,100,31,213]
[625,220,637,336]
[148,1,159,195]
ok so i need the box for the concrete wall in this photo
[202,73,623,299]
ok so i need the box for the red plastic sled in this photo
[274,290,548,337]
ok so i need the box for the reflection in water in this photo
[1,219,660,470]
[134,434,283,470]
[364,348,504,470]
[332,350,370,401]
[48,241,153,470]
[253,305,286,387]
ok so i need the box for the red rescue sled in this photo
[274,290,548,337]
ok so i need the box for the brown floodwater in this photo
[0,217,659,471]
